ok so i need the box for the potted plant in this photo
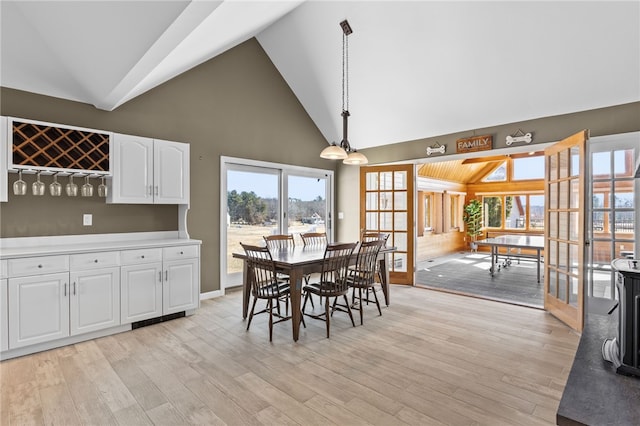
[463,198,483,251]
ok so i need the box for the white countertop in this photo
[0,231,201,259]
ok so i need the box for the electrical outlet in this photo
[83,214,92,226]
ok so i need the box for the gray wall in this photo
[336,101,640,243]
[1,38,334,293]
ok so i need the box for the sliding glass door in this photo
[221,157,333,288]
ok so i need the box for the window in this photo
[483,196,503,228]
[483,161,507,182]
[482,194,545,231]
[449,194,461,229]
[424,193,433,231]
[513,156,545,180]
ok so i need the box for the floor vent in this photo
[131,312,186,329]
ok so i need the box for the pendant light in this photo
[320,20,368,165]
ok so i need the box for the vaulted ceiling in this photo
[2,1,638,150]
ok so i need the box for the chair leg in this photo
[302,291,310,313]
[268,298,273,342]
[325,296,331,338]
[247,296,258,331]
[304,276,315,308]
[358,287,364,325]
[371,285,382,316]
[343,295,356,327]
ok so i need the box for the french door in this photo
[360,164,414,285]
[221,157,333,288]
[544,130,587,331]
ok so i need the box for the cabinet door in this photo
[8,273,69,349]
[1,279,7,352]
[108,133,154,204]
[163,258,199,314]
[70,267,120,335]
[154,139,189,204]
[121,262,162,324]
[0,116,7,203]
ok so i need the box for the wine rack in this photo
[11,119,110,173]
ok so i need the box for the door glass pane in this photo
[288,175,327,245]
[380,213,393,229]
[549,153,558,180]
[570,212,579,240]
[394,192,407,210]
[380,172,393,190]
[570,146,580,177]
[559,149,569,179]
[394,171,407,190]
[549,240,557,267]
[558,242,568,270]
[569,276,579,307]
[506,196,526,229]
[549,271,557,297]
[615,211,634,235]
[393,253,407,272]
[394,232,407,251]
[617,242,635,258]
[558,273,567,302]
[570,179,580,209]
[530,195,545,230]
[570,244,579,275]
[592,151,611,178]
[614,180,634,208]
[226,168,280,282]
[614,149,633,177]
[549,212,558,239]
[366,172,378,190]
[549,183,558,209]
[593,211,605,234]
[559,180,569,209]
[380,192,392,210]
[394,212,407,231]
[366,192,378,210]
[559,212,569,240]
[366,212,378,230]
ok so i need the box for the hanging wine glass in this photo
[32,172,45,196]
[13,170,27,196]
[98,176,108,198]
[81,176,94,197]
[49,174,62,196]
[66,175,78,197]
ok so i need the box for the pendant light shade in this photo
[319,20,368,166]
[343,150,368,165]
[320,143,348,160]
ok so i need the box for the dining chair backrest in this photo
[351,239,385,286]
[361,230,390,245]
[264,234,295,251]
[240,243,283,298]
[300,232,328,247]
[318,242,357,295]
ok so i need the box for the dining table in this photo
[233,244,395,341]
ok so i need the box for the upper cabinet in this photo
[108,133,189,205]
[1,117,7,202]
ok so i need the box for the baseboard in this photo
[200,289,224,300]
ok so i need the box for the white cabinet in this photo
[1,278,8,352]
[70,267,120,336]
[164,257,199,314]
[8,273,70,349]
[1,116,7,203]
[108,133,189,205]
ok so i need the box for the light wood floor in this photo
[0,286,580,425]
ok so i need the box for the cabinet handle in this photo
[38,264,43,268]
[64,283,67,296]
[155,186,159,196]
[141,255,145,259]
[94,259,98,263]
[180,251,184,255]
[159,271,162,282]
[148,185,153,196]
[73,282,76,295]
[165,270,168,281]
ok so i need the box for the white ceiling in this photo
[2,1,639,150]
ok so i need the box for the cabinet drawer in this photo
[7,255,69,277]
[0,260,7,279]
[70,251,120,271]
[121,248,162,265]
[163,245,199,261]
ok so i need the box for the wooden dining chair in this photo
[240,243,292,341]
[337,239,385,325]
[263,234,295,250]
[302,242,357,338]
[300,232,327,246]
[360,229,389,287]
